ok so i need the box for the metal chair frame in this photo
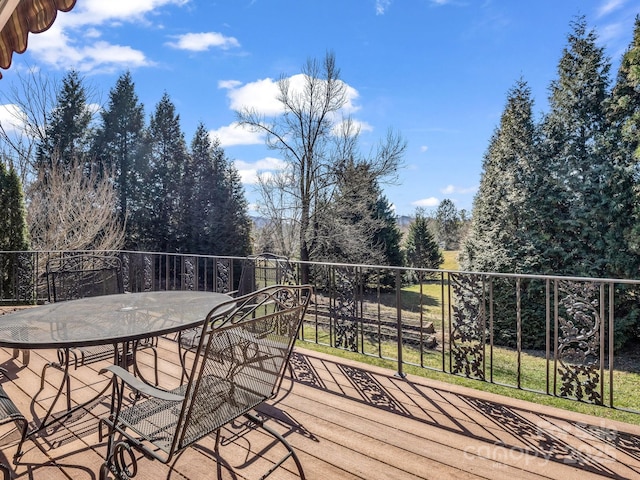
[98,284,311,480]
[40,255,159,401]
[236,252,298,296]
[177,253,298,382]
[0,368,28,480]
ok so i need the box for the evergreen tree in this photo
[434,199,460,250]
[135,93,188,252]
[36,70,93,171]
[609,15,640,274]
[0,161,29,299]
[0,161,29,251]
[538,16,612,277]
[315,159,400,267]
[185,124,251,256]
[604,15,640,347]
[405,208,443,279]
[92,72,145,230]
[462,79,538,274]
[461,79,545,348]
[373,195,404,267]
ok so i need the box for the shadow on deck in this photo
[0,339,639,479]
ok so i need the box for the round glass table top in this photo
[0,291,232,349]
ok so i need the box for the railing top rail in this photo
[2,250,640,285]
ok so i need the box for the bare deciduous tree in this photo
[253,168,300,257]
[237,52,405,277]
[27,157,125,252]
[0,68,57,184]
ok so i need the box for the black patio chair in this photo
[98,284,311,480]
[236,252,298,296]
[177,252,299,382]
[40,255,159,392]
[0,368,28,480]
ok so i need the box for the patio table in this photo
[0,290,231,438]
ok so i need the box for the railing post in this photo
[395,269,406,378]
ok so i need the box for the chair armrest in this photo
[99,365,184,402]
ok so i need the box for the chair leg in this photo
[11,349,29,367]
[12,416,28,465]
[244,412,306,480]
[0,463,10,480]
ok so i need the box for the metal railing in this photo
[1,250,639,413]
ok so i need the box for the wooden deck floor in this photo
[1,337,640,479]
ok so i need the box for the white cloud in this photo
[235,157,287,171]
[236,168,260,185]
[598,22,626,45]
[441,184,477,195]
[331,118,373,136]
[420,145,428,152]
[208,122,264,147]
[376,0,391,15]
[413,197,440,207]
[61,0,189,27]
[233,157,286,185]
[221,73,361,117]
[218,79,242,89]
[166,32,240,51]
[0,104,27,133]
[25,0,187,73]
[225,77,283,116]
[597,0,626,18]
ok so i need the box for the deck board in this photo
[1,340,640,479]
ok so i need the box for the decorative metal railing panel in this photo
[331,266,359,352]
[555,280,603,404]
[449,273,487,380]
[1,250,640,414]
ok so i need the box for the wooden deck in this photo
[1,337,640,479]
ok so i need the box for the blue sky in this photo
[1,0,638,216]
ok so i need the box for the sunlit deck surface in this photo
[1,337,640,479]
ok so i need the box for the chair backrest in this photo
[237,253,297,296]
[175,284,311,452]
[46,255,123,302]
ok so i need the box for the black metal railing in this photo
[1,250,639,413]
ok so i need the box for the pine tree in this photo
[373,195,404,267]
[609,15,640,275]
[405,208,443,279]
[135,93,188,252]
[461,79,545,348]
[462,79,538,274]
[0,161,29,299]
[603,15,640,348]
[185,124,251,256]
[92,72,145,229]
[0,161,29,251]
[36,70,93,171]
[434,199,460,250]
[314,159,400,266]
[538,16,612,277]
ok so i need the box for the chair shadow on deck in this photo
[288,350,640,480]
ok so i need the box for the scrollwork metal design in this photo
[142,255,153,292]
[216,259,231,293]
[332,267,359,352]
[450,273,487,380]
[556,281,602,404]
[102,441,138,480]
[183,257,195,291]
[121,254,131,292]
